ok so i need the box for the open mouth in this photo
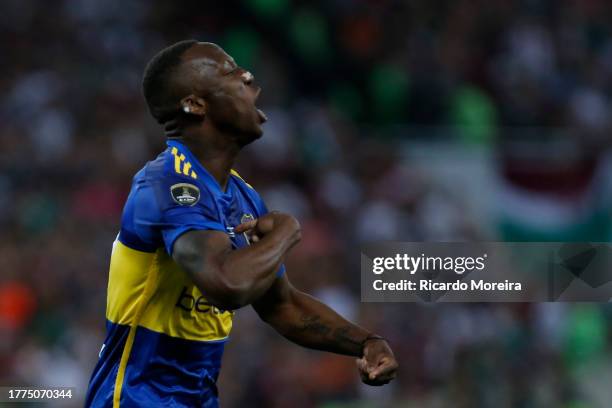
[254,88,267,123]
[256,107,267,123]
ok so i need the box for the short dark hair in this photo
[142,39,197,124]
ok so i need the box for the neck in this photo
[172,125,240,191]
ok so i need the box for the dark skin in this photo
[166,42,398,386]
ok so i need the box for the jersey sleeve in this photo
[125,169,225,255]
[159,199,225,256]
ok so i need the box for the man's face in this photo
[182,43,266,145]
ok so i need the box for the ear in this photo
[180,95,207,117]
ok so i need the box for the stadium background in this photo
[2,0,612,406]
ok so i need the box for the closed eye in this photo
[223,67,239,76]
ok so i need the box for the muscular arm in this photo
[172,213,300,310]
[253,274,369,356]
[253,275,398,385]
[253,274,398,385]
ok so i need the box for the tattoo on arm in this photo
[332,326,363,349]
[299,315,331,337]
[297,316,363,355]
[259,285,369,357]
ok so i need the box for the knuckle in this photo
[290,217,301,232]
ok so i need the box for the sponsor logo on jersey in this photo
[175,286,233,315]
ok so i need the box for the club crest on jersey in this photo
[241,213,255,224]
[170,183,200,206]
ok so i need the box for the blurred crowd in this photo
[2,0,612,407]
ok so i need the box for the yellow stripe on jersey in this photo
[182,162,192,176]
[106,241,233,339]
[138,250,233,341]
[112,247,159,408]
[106,241,156,324]
[171,146,197,179]
[106,241,233,341]
[230,169,253,189]
[106,241,234,406]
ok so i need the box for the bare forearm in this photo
[260,290,371,357]
[220,225,298,305]
[253,274,398,386]
[172,222,300,310]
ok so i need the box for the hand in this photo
[234,212,301,243]
[356,338,398,386]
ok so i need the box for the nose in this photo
[241,71,254,85]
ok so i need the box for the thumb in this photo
[234,219,257,233]
[368,357,390,379]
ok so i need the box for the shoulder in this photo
[230,169,254,189]
[140,145,199,183]
[133,148,213,212]
[230,169,258,200]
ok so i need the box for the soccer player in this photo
[85,40,398,408]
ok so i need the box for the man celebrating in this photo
[85,40,397,408]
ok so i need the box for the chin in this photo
[250,122,264,139]
[254,125,264,139]
[237,128,263,147]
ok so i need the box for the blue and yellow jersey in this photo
[85,140,283,408]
